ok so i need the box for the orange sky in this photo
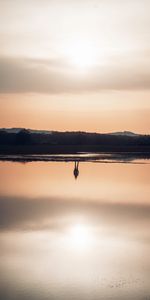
[0,93,150,133]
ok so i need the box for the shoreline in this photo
[0,152,150,163]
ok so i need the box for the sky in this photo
[0,0,150,133]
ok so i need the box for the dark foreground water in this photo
[0,156,150,300]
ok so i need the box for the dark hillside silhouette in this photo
[15,129,32,145]
[0,128,150,154]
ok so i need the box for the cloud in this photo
[0,52,150,94]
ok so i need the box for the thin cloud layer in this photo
[0,52,150,94]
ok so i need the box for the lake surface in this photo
[0,157,150,300]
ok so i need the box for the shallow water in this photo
[0,159,150,300]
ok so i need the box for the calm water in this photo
[0,158,150,300]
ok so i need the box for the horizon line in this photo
[0,127,150,136]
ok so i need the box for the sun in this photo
[70,44,95,68]
[65,40,97,70]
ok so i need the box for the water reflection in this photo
[0,160,149,203]
[73,161,80,179]
[67,222,92,252]
[0,159,150,300]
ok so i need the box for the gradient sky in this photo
[0,0,150,133]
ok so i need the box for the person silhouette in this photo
[73,161,79,179]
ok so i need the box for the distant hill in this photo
[0,128,52,135]
[0,128,143,136]
[109,131,140,137]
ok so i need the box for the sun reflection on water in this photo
[67,222,93,252]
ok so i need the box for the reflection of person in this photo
[74,161,79,179]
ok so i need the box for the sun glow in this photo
[65,40,97,69]
[68,223,92,252]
